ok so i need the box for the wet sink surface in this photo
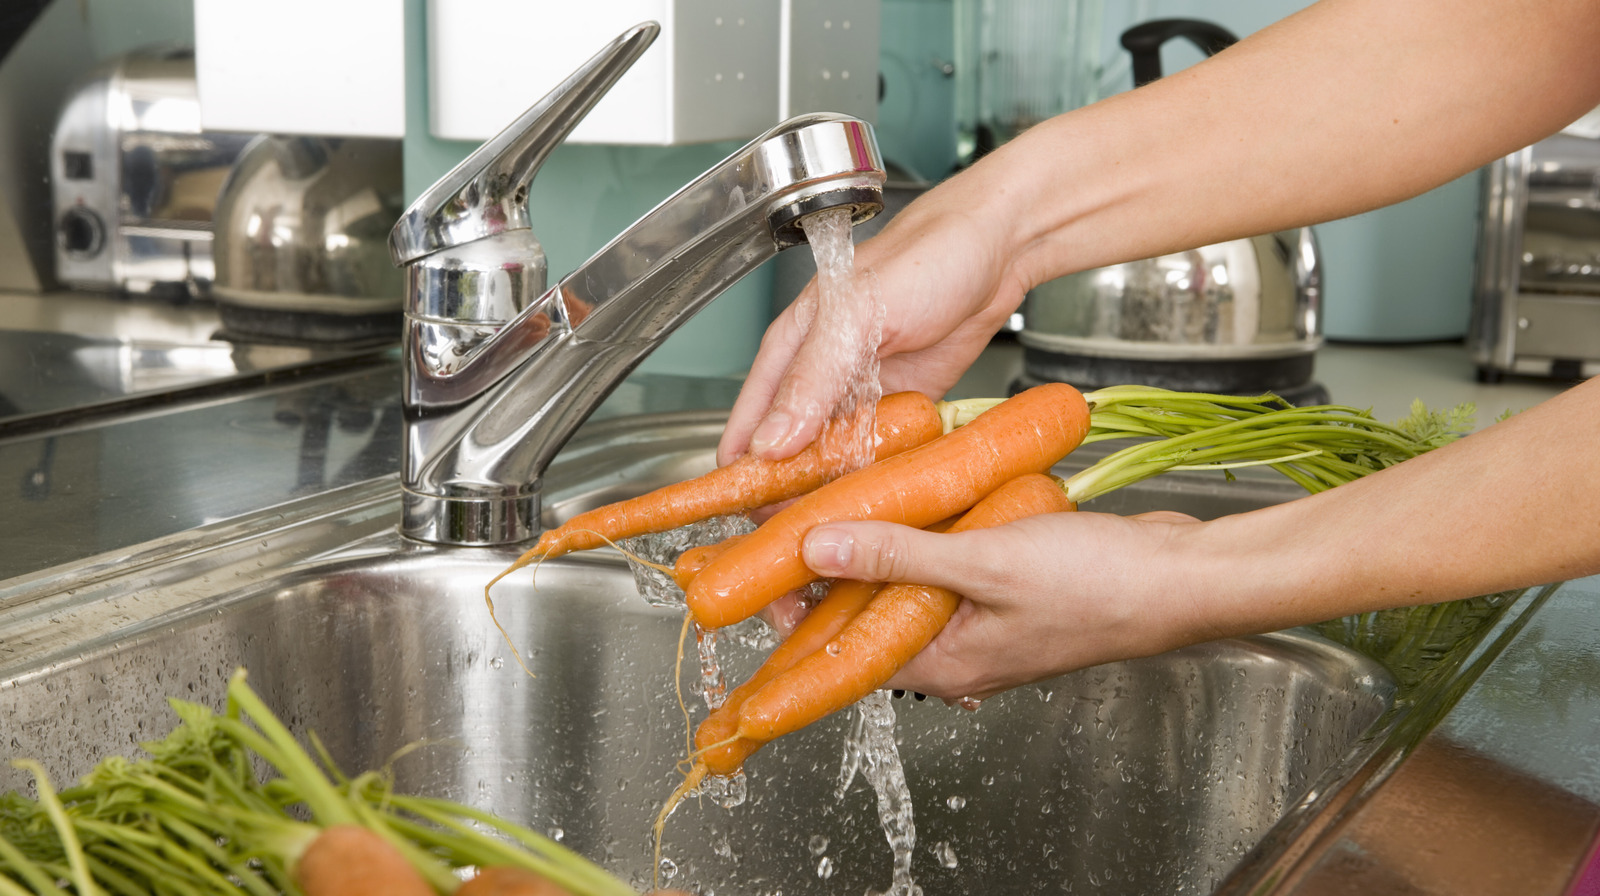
[0,412,1399,894]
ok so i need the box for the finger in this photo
[759,589,811,638]
[747,298,881,461]
[801,521,988,592]
[883,630,983,700]
[1130,510,1201,524]
[718,298,813,465]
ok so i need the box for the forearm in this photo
[957,0,1600,291]
[1178,377,1600,638]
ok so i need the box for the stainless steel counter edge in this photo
[1227,582,1600,895]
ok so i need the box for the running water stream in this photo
[640,208,921,894]
[798,209,923,896]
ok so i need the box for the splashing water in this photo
[791,207,885,478]
[650,207,910,883]
[797,209,925,895]
[841,692,924,896]
[620,514,755,608]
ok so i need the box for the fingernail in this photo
[804,529,853,575]
[749,411,795,457]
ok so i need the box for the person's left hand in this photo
[790,509,1210,702]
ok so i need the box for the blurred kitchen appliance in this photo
[954,0,1103,164]
[50,45,254,299]
[1470,110,1600,381]
[1017,20,1325,403]
[211,136,405,343]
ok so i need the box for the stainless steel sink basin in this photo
[0,410,1500,895]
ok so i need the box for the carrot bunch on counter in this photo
[0,669,647,896]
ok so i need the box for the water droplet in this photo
[946,795,966,811]
[816,855,835,879]
[488,656,504,669]
[808,834,830,855]
[657,857,678,881]
[824,642,842,657]
[934,841,959,869]
[547,827,564,842]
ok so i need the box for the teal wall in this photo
[877,0,959,182]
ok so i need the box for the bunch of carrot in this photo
[484,384,1472,811]
[0,669,658,896]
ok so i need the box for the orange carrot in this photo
[685,383,1091,629]
[695,578,883,776]
[652,578,883,861]
[455,866,574,896]
[671,533,749,591]
[688,518,959,773]
[294,825,434,896]
[506,391,941,569]
[736,473,1076,744]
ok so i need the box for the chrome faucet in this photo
[389,23,885,545]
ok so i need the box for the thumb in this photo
[802,521,961,586]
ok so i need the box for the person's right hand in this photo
[716,164,1032,467]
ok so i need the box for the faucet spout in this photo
[399,110,884,545]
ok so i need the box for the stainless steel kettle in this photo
[211,136,404,343]
[1018,20,1324,401]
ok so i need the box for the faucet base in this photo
[401,490,538,545]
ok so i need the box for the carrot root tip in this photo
[653,764,708,890]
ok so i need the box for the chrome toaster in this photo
[50,45,255,299]
[1471,109,1600,381]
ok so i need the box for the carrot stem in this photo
[10,760,101,896]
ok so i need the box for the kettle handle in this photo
[1120,19,1240,88]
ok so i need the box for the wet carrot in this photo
[685,383,1091,629]
[652,578,883,861]
[455,866,574,896]
[671,533,749,591]
[294,824,434,896]
[695,578,883,776]
[491,391,941,586]
[736,473,1077,744]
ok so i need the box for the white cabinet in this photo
[193,0,407,138]
[193,1,877,145]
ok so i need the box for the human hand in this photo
[716,174,1030,466]
[793,509,1210,702]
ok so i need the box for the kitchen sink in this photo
[0,410,1531,895]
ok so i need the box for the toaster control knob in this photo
[57,206,104,259]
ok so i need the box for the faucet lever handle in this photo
[389,21,660,265]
